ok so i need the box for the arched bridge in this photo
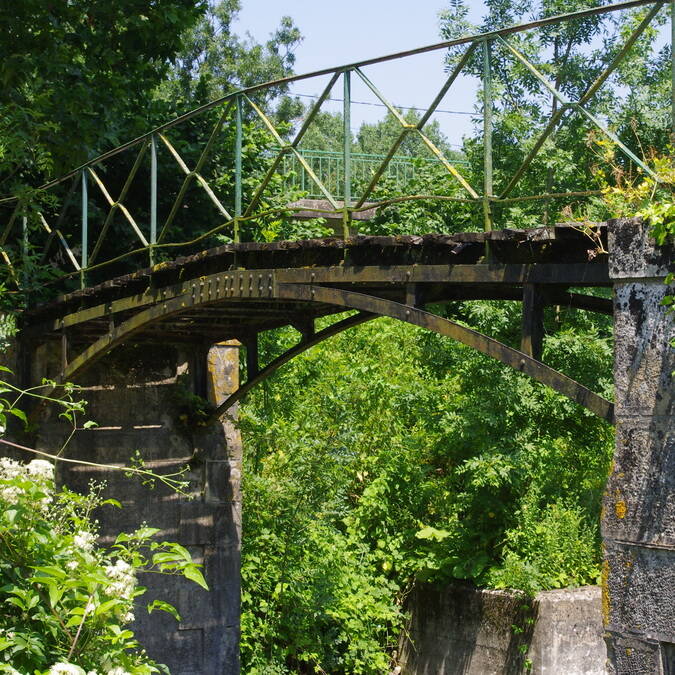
[20,223,614,422]
[2,1,673,671]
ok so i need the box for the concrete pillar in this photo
[603,217,674,673]
[33,341,242,674]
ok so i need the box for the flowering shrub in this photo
[0,457,207,674]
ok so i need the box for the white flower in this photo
[48,663,86,675]
[0,484,23,505]
[103,559,136,599]
[120,610,134,623]
[0,457,23,480]
[0,665,22,675]
[73,530,96,552]
[26,459,54,481]
[66,559,79,571]
[107,668,131,675]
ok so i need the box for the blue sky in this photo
[235,0,486,145]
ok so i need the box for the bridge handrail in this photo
[0,0,670,290]
[275,148,469,200]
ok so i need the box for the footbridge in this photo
[0,0,673,672]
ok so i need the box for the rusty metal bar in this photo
[150,134,158,264]
[89,141,150,263]
[482,38,494,231]
[499,2,664,198]
[210,312,375,418]
[343,68,352,238]
[497,34,659,179]
[521,284,546,359]
[276,283,615,421]
[0,202,20,247]
[417,43,476,129]
[37,213,80,272]
[81,170,88,288]
[244,95,341,208]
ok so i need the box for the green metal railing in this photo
[278,149,468,200]
[0,0,671,290]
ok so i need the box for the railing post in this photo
[150,134,157,266]
[482,38,494,233]
[343,69,352,239]
[81,169,88,289]
[234,96,243,244]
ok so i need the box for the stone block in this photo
[603,417,675,547]
[399,584,606,674]
[604,542,675,642]
[179,545,240,629]
[605,634,662,675]
[179,500,240,548]
[528,587,606,675]
[29,342,242,674]
[608,217,674,280]
[205,458,241,504]
[613,282,674,417]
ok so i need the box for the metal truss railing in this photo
[278,149,469,200]
[0,0,671,290]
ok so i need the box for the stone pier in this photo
[32,341,242,674]
[602,217,674,673]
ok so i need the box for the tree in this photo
[156,0,302,113]
[438,0,670,225]
[0,0,206,188]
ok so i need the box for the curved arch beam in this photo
[60,292,195,382]
[210,311,375,420]
[56,280,613,423]
[276,283,614,422]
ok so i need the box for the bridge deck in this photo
[18,223,616,421]
[23,223,609,344]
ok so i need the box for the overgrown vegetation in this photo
[0,456,207,674]
[0,0,673,672]
[238,296,615,672]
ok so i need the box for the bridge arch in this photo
[29,236,614,425]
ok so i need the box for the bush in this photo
[0,457,206,675]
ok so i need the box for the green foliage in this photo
[439,0,671,225]
[0,0,206,185]
[240,299,614,671]
[158,0,301,111]
[0,458,206,674]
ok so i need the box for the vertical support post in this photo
[482,38,494,234]
[234,96,243,244]
[61,325,68,374]
[245,334,259,381]
[150,134,158,266]
[602,218,674,672]
[343,69,352,239]
[406,283,422,309]
[81,169,88,289]
[520,284,545,361]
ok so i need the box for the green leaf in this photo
[415,526,451,542]
[48,584,63,608]
[183,566,209,590]
[147,599,181,621]
[94,598,123,616]
[7,408,27,424]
